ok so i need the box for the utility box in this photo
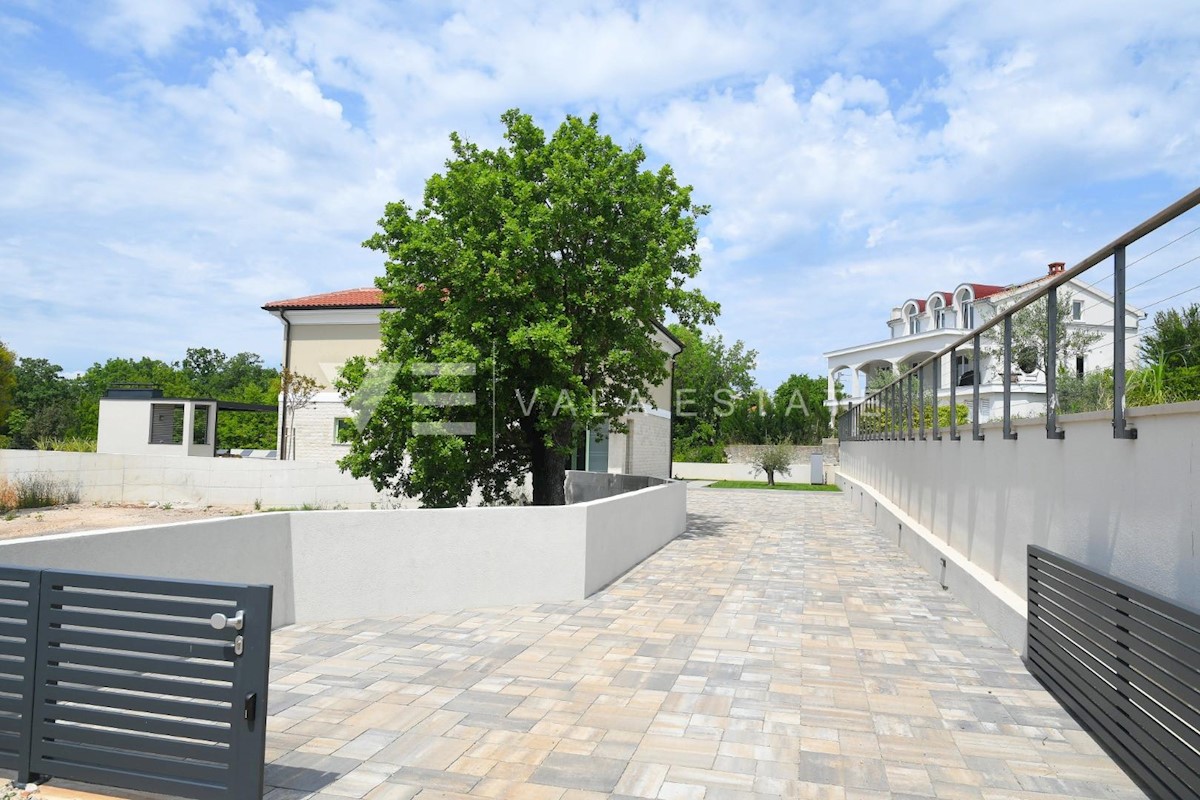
[810,453,825,484]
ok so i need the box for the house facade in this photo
[824,263,1145,423]
[263,288,682,478]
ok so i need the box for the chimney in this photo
[1048,261,1065,276]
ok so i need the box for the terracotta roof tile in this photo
[263,288,386,310]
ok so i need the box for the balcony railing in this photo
[837,186,1200,442]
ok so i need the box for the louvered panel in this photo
[0,568,40,775]
[29,569,271,800]
[1027,546,1200,800]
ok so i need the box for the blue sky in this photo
[2,0,1198,388]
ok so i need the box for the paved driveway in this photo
[264,488,1145,800]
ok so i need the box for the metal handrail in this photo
[837,186,1200,441]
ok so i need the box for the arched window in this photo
[929,296,947,329]
[955,288,975,328]
[904,302,921,335]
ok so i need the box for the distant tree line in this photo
[0,344,279,451]
[668,324,835,463]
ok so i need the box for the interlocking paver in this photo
[266,489,1148,799]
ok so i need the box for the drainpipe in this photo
[668,355,676,478]
[279,310,292,460]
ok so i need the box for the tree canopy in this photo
[337,109,717,506]
[1141,303,1200,368]
[0,342,15,435]
[669,324,756,460]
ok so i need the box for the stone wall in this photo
[627,412,671,478]
[288,399,349,464]
[724,443,822,463]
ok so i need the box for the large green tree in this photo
[0,341,16,437]
[669,324,756,460]
[339,110,717,506]
[1141,303,1200,368]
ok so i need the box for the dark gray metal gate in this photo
[0,567,271,799]
[1027,545,1200,800]
[0,567,41,776]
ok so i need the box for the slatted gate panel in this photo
[28,570,271,800]
[0,567,39,776]
[1027,545,1200,800]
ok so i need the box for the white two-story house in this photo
[263,288,682,478]
[823,263,1145,423]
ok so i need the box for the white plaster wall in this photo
[0,480,686,628]
[583,480,688,594]
[0,514,296,627]
[840,401,1200,617]
[0,449,409,509]
[287,506,587,621]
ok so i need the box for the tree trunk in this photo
[529,419,572,506]
[766,469,775,486]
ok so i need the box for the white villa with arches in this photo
[824,262,1146,423]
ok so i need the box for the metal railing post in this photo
[1003,314,1017,440]
[1046,285,1065,439]
[918,364,926,441]
[932,357,942,441]
[949,348,960,440]
[972,334,984,440]
[1113,244,1137,439]
[906,372,914,440]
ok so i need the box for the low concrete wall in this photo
[0,449,407,509]
[839,401,1200,653]
[672,461,814,482]
[583,479,688,595]
[0,480,688,628]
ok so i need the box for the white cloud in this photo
[86,0,262,55]
[2,0,1198,390]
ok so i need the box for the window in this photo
[334,417,356,444]
[908,315,921,335]
[571,424,610,472]
[192,405,210,445]
[1072,300,1083,320]
[149,404,184,445]
[1076,356,1085,378]
[961,301,975,329]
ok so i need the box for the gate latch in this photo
[210,610,244,631]
[244,692,257,722]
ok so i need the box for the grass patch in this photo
[0,474,81,512]
[705,480,840,492]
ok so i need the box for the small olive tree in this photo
[749,440,794,486]
[984,292,1101,378]
[280,367,318,460]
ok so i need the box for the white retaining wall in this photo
[0,480,688,629]
[0,449,407,509]
[672,461,816,482]
[838,401,1200,652]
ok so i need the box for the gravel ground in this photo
[0,502,253,540]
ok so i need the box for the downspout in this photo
[279,310,292,460]
[668,353,677,479]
